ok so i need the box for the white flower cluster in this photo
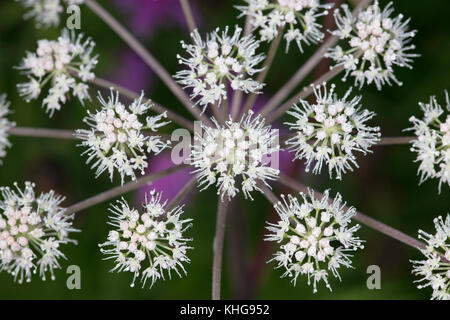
[17,0,84,28]
[411,214,450,300]
[265,189,363,293]
[285,83,380,179]
[407,91,450,193]
[0,182,78,283]
[325,1,417,90]
[191,111,280,200]
[76,90,171,185]
[17,29,97,117]
[236,0,332,52]
[99,190,192,288]
[0,95,15,165]
[175,26,264,112]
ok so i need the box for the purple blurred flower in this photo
[110,50,152,92]
[136,152,192,204]
[110,0,201,92]
[114,0,198,36]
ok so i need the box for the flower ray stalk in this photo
[376,136,416,146]
[8,126,170,141]
[212,198,229,300]
[280,133,415,148]
[180,0,197,33]
[8,127,76,140]
[240,26,284,118]
[266,65,345,123]
[230,15,253,120]
[65,164,188,215]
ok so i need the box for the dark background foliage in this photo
[0,0,448,299]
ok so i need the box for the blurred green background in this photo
[0,0,449,299]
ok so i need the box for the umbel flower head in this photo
[0,94,16,165]
[17,28,98,117]
[17,0,84,28]
[285,83,380,179]
[411,214,450,300]
[265,189,364,293]
[175,26,264,112]
[325,1,417,90]
[407,91,450,193]
[99,190,193,288]
[190,111,280,201]
[0,182,78,283]
[76,89,171,185]
[236,0,332,52]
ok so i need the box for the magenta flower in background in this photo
[111,0,200,91]
[136,152,192,204]
[114,0,198,36]
[278,148,296,175]
[110,50,153,92]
